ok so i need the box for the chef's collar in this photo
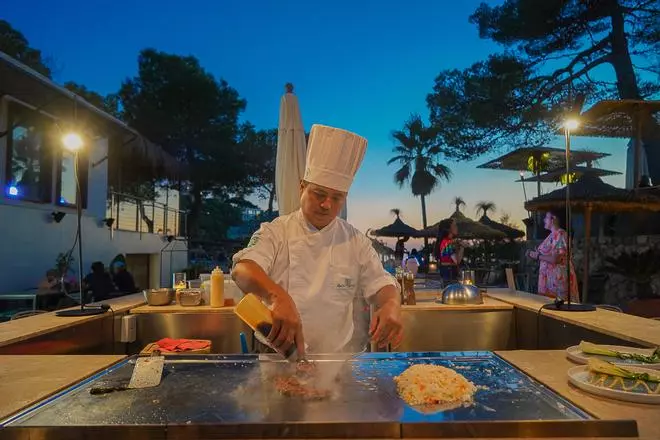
[297,209,337,233]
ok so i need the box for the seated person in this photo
[435,218,464,282]
[37,269,66,310]
[38,269,77,292]
[112,262,138,293]
[83,262,116,302]
[38,269,60,291]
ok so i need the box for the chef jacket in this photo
[233,210,398,353]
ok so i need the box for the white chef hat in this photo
[303,124,367,193]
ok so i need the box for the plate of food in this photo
[568,358,660,404]
[566,341,660,370]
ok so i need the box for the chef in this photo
[232,124,403,356]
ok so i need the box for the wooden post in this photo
[582,205,592,303]
[633,114,642,188]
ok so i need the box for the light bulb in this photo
[62,133,83,152]
[563,119,579,131]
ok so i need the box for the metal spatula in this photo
[90,352,164,395]
[128,352,165,388]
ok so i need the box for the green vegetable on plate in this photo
[588,358,660,384]
[579,341,660,364]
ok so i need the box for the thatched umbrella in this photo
[514,166,621,184]
[369,236,395,259]
[478,215,525,240]
[478,146,610,197]
[420,210,506,240]
[525,174,660,301]
[478,146,610,240]
[575,100,660,188]
[371,210,421,238]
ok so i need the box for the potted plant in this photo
[604,249,660,318]
[55,252,74,278]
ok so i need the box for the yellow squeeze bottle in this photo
[234,294,298,360]
[234,293,273,332]
[210,266,224,308]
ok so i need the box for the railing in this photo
[107,191,187,237]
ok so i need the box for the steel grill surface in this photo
[5,352,589,427]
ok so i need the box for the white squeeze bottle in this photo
[210,266,224,308]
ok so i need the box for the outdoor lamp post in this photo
[57,131,108,317]
[546,118,595,312]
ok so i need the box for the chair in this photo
[514,273,529,291]
[596,305,623,313]
[11,310,49,320]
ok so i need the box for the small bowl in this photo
[178,288,202,307]
[144,288,174,306]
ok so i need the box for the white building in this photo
[0,52,187,292]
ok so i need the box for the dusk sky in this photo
[3,0,629,241]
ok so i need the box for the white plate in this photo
[566,344,660,370]
[568,365,660,405]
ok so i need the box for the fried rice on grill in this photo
[394,364,477,407]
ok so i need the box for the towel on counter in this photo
[156,338,210,352]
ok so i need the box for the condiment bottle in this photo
[210,266,224,308]
[405,271,416,305]
[395,267,405,305]
[234,294,298,360]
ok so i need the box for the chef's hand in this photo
[269,289,306,357]
[370,295,403,349]
[231,260,306,357]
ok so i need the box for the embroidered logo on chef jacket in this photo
[336,277,355,290]
[246,232,260,248]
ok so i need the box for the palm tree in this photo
[452,196,466,213]
[475,201,497,219]
[499,212,517,228]
[388,114,452,251]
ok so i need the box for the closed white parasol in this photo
[276,83,307,216]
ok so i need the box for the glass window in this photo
[4,102,54,203]
[57,149,88,208]
[58,152,77,206]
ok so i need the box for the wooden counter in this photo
[496,350,658,440]
[130,303,236,314]
[0,355,125,420]
[0,294,145,349]
[486,289,660,348]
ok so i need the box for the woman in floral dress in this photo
[526,211,580,302]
